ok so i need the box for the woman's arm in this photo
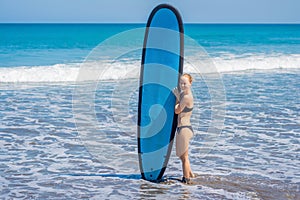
[175,96,188,114]
[172,87,180,104]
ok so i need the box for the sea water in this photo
[0,24,299,199]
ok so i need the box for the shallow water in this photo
[0,69,299,199]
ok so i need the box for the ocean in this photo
[0,24,299,199]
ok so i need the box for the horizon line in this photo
[0,22,300,25]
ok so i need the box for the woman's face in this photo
[179,76,191,92]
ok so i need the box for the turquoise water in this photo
[186,24,300,55]
[1,23,299,82]
[0,24,299,67]
[0,24,144,67]
[0,24,299,199]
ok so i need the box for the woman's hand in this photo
[172,87,180,101]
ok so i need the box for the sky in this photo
[0,0,299,23]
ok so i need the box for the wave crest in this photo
[1,54,299,83]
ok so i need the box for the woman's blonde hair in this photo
[182,73,193,83]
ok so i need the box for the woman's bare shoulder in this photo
[182,94,193,102]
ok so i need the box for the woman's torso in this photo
[178,93,193,127]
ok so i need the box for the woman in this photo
[173,73,195,184]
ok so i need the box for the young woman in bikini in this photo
[173,73,195,184]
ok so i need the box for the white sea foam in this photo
[0,63,80,83]
[185,53,300,74]
[212,53,300,73]
[0,54,299,83]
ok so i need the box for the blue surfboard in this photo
[138,4,184,182]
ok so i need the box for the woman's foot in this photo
[181,177,192,184]
[190,172,196,178]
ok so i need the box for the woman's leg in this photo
[176,127,193,181]
[180,150,192,179]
